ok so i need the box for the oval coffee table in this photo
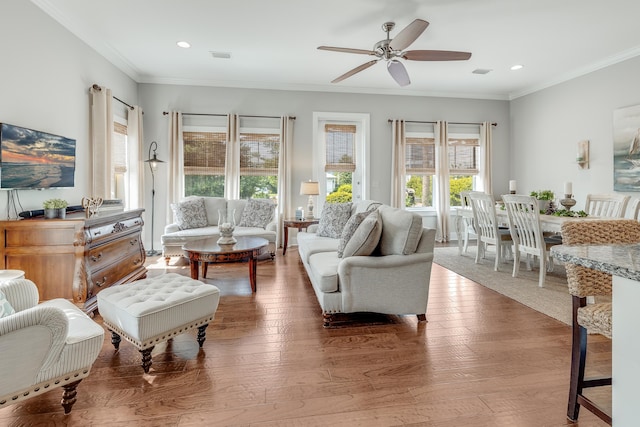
[182,236,269,292]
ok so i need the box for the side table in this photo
[283,218,319,255]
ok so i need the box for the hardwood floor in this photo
[0,249,610,426]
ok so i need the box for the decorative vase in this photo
[44,208,57,219]
[57,208,66,219]
[217,209,237,245]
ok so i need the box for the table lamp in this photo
[300,180,319,219]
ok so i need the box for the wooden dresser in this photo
[0,209,147,314]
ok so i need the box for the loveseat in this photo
[297,200,436,327]
[162,197,277,264]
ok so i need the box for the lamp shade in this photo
[300,181,319,196]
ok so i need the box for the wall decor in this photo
[613,104,640,191]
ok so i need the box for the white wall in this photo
[510,56,640,210]
[0,1,137,218]
[140,84,510,248]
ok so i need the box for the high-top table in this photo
[182,236,268,292]
[551,243,640,426]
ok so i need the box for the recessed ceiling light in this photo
[177,41,191,49]
[510,64,524,71]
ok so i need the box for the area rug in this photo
[433,246,573,325]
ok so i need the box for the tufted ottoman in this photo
[97,273,220,373]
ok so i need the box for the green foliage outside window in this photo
[449,176,474,206]
[326,183,352,203]
[404,175,473,207]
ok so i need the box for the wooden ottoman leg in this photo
[140,346,155,373]
[197,324,208,347]
[61,379,82,414]
[110,331,122,350]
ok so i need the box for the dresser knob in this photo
[133,258,142,265]
[90,253,103,262]
[130,239,138,245]
[95,276,108,287]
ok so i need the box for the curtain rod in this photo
[162,111,295,120]
[388,119,497,126]
[91,84,134,110]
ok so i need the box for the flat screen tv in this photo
[0,122,76,189]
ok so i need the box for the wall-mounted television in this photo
[0,122,76,190]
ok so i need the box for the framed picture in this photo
[613,104,640,191]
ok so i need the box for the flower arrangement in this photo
[42,198,68,209]
[529,190,555,201]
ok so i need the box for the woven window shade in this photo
[183,131,227,175]
[405,136,435,174]
[325,123,356,172]
[239,132,280,176]
[449,136,479,174]
[112,122,127,174]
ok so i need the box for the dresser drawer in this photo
[85,216,143,245]
[86,253,145,299]
[87,232,142,270]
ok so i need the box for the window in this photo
[183,128,227,197]
[324,123,355,203]
[239,130,280,199]
[405,133,435,208]
[112,118,128,204]
[313,112,369,213]
[448,130,480,207]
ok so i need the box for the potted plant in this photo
[530,190,555,212]
[43,198,68,219]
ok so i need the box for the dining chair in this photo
[584,193,630,218]
[561,219,640,424]
[468,192,512,271]
[458,191,477,254]
[502,194,562,287]
[626,197,640,220]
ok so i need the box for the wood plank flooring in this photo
[0,248,610,426]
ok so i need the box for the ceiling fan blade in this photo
[318,46,376,56]
[403,50,472,61]
[389,19,429,51]
[387,60,410,87]
[331,60,379,83]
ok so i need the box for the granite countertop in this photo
[551,243,640,281]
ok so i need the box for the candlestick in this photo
[509,180,517,192]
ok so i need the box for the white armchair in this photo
[0,279,104,414]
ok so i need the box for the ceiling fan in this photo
[318,19,472,87]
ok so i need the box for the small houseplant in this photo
[530,190,555,213]
[43,198,68,219]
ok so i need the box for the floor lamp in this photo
[145,141,164,256]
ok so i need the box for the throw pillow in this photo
[0,290,15,318]
[377,205,423,255]
[317,202,353,238]
[238,199,276,228]
[171,198,208,230]
[337,210,373,258]
[341,209,382,258]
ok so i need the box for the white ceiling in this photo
[33,0,640,100]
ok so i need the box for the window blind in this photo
[325,123,356,172]
[448,136,479,174]
[239,132,280,176]
[183,131,227,175]
[405,136,435,174]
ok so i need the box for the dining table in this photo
[551,243,640,426]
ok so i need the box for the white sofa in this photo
[297,200,436,327]
[162,197,277,264]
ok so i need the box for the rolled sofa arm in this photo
[0,279,39,313]
[0,305,69,394]
[164,223,180,234]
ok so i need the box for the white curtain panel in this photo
[166,111,184,224]
[434,121,450,242]
[225,114,240,200]
[89,85,113,199]
[126,106,144,209]
[390,119,406,209]
[276,116,294,248]
[480,121,493,195]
